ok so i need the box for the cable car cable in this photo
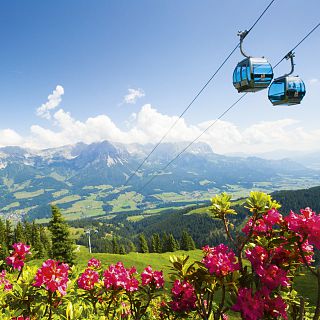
[134,93,247,195]
[273,22,320,69]
[124,0,277,187]
[133,21,320,198]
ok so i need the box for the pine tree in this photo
[139,234,149,253]
[128,240,136,253]
[151,233,161,253]
[181,230,196,251]
[112,237,120,254]
[14,222,26,243]
[5,220,14,248]
[167,233,178,252]
[48,205,75,265]
[39,226,52,257]
[119,245,126,255]
[0,219,8,264]
[31,222,45,258]
[23,221,33,245]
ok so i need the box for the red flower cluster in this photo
[87,257,101,269]
[11,317,30,320]
[78,268,99,291]
[170,280,197,313]
[246,245,290,290]
[242,209,282,236]
[141,266,164,289]
[0,270,12,291]
[202,244,239,277]
[285,207,320,249]
[6,243,31,271]
[232,287,287,320]
[103,262,139,292]
[34,259,69,296]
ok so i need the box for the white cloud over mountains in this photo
[1,102,320,154]
[36,85,64,119]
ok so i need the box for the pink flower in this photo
[11,317,30,320]
[6,243,31,271]
[242,218,268,236]
[103,262,139,292]
[141,266,164,289]
[263,209,282,227]
[232,288,264,320]
[285,207,320,249]
[34,259,69,296]
[87,257,101,269]
[0,270,12,291]
[170,280,197,313]
[264,295,288,320]
[245,245,268,270]
[256,264,290,290]
[78,268,99,291]
[202,244,239,277]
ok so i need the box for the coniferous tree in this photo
[39,226,52,257]
[167,233,178,252]
[128,240,136,253]
[181,230,196,251]
[151,233,162,253]
[139,234,149,253]
[31,222,45,258]
[5,220,14,248]
[112,237,120,254]
[48,205,75,265]
[0,219,8,264]
[119,245,126,255]
[23,221,33,245]
[14,222,26,243]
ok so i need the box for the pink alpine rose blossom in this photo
[77,268,99,291]
[170,280,197,313]
[34,259,69,296]
[87,257,101,269]
[141,265,164,288]
[202,244,239,277]
[6,242,31,270]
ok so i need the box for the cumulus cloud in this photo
[123,88,145,104]
[1,103,320,154]
[0,129,23,147]
[36,85,64,119]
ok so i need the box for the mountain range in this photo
[0,141,319,221]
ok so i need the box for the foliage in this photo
[1,191,320,319]
[48,205,75,265]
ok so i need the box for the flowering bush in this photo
[0,191,320,319]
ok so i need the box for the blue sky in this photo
[0,0,319,154]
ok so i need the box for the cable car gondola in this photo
[233,30,273,93]
[268,51,306,106]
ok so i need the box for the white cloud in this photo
[123,88,145,104]
[36,85,64,119]
[0,129,23,147]
[1,103,320,154]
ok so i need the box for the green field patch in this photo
[83,184,112,190]
[52,194,81,205]
[199,179,211,186]
[126,215,152,222]
[63,198,105,220]
[109,192,143,212]
[49,172,66,181]
[52,189,69,198]
[2,202,20,211]
[14,189,44,199]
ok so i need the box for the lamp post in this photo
[85,229,98,253]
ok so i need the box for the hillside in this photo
[1,141,319,221]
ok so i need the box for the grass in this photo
[75,246,203,281]
[52,194,81,205]
[14,189,44,199]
